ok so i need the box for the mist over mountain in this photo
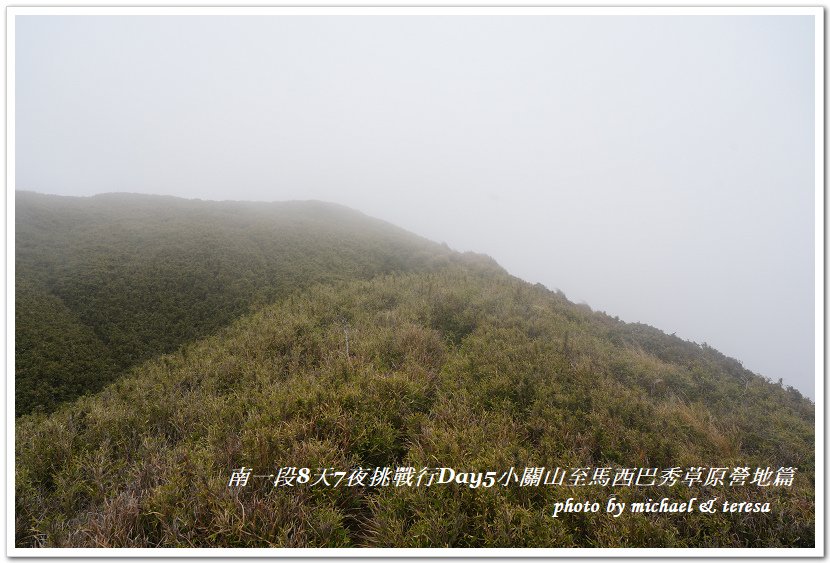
[14,192,813,548]
[16,14,816,399]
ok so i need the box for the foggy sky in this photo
[15,14,817,397]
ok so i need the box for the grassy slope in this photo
[16,257,814,548]
[15,191,452,415]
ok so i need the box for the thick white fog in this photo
[15,13,817,397]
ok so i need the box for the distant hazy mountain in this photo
[15,191,455,415]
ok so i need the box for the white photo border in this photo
[5,5,824,558]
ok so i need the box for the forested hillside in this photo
[15,191,452,415]
[16,252,814,547]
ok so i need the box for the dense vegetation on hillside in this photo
[16,250,814,547]
[15,191,452,415]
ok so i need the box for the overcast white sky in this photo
[15,13,817,397]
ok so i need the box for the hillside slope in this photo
[16,259,814,548]
[15,191,453,415]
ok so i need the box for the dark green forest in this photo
[15,192,814,548]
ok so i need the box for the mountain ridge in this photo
[16,264,814,547]
[14,190,814,547]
